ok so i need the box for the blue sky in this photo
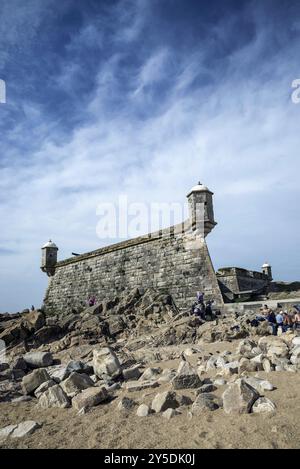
[0,0,300,312]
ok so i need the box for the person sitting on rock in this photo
[196,291,204,304]
[266,309,277,335]
[193,303,202,317]
[88,296,96,307]
[257,305,270,321]
[204,300,213,320]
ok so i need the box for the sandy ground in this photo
[1,340,300,449]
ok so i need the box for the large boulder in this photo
[117,397,136,411]
[258,336,289,358]
[93,348,122,379]
[11,421,41,438]
[34,380,56,398]
[122,365,142,381]
[136,404,151,417]
[238,358,258,373]
[252,397,276,413]
[38,384,70,408]
[47,365,70,383]
[0,321,30,346]
[172,360,201,390]
[21,369,50,395]
[33,325,62,344]
[60,372,94,397]
[24,310,45,331]
[243,377,275,393]
[0,424,18,442]
[139,367,161,381]
[71,386,108,411]
[123,380,159,392]
[222,379,260,414]
[237,339,258,358]
[151,391,179,413]
[191,393,220,414]
[23,352,53,368]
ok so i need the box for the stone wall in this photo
[43,225,223,315]
[216,267,269,296]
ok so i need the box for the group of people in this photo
[256,304,300,336]
[191,292,215,321]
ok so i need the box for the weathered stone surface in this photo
[34,379,56,398]
[93,348,122,379]
[25,310,45,331]
[157,369,176,384]
[47,365,70,383]
[122,365,142,381]
[60,372,94,397]
[11,421,41,438]
[10,357,27,371]
[222,379,260,414]
[243,377,275,392]
[252,397,276,413]
[172,361,201,390]
[213,378,227,386]
[205,356,218,371]
[162,408,179,419]
[139,367,161,381]
[117,397,136,411]
[0,424,18,442]
[177,394,193,406]
[262,358,273,373]
[191,393,219,413]
[196,384,217,394]
[66,360,92,374]
[23,352,53,368]
[136,404,150,417]
[33,325,62,343]
[12,396,32,403]
[292,337,300,347]
[43,221,224,316]
[22,369,50,395]
[123,380,159,392]
[237,339,257,358]
[258,337,289,358]
[250,354,264,365]
[72,386,108,411]
[151,391,179,413]
[38,384,70,408]
[238,358,257,373]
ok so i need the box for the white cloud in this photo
[0,1,300,311]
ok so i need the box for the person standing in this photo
[276,310,284,334]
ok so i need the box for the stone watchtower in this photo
[41,240,58,277]
[186,182,217,237]
[262,262,273,281]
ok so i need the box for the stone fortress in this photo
[41,182,299,315]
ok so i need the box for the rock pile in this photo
[1,289,300,444]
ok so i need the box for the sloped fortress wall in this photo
[42,182,224,314]
[43,227,223,315]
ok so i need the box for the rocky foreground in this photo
[0,288,300,449]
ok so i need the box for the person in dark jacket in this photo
[267,310,277,335]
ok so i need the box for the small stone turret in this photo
[187,181,217,237]
[41,240,58,277]
[262,262,272,281]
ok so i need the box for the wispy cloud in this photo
[0,0,300,311]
